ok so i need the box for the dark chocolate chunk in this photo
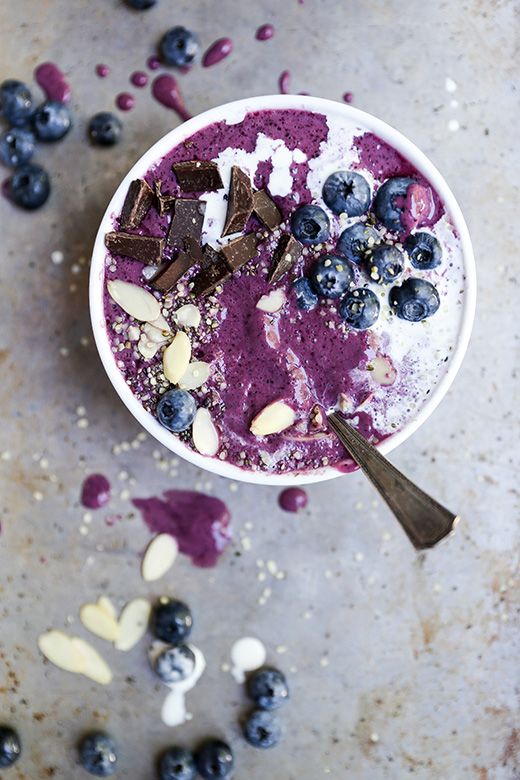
[152,252,194,293]
[190,253,230,297]
[221,233,258,272]
[172,160,223,192]
[119,179,155,230]
[268,234,303,283]
[223,166,253,236]
[167,198,206,252]
[183,235,204,264]
[252,189,282,230]
[201,243,222,269]
[105,231,164,265]
[154,180,176,216]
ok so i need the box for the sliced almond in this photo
[192,408,220,456]
[114,598,151,652]
[148,312,172,334]
[138,335,162,360]
[163,331,191,384]
[175,304,201,329]
[143,321,171,344]
[369,355,397,386]
[38,630,85,674]
[80,603,120,643]
[141,534,178,582]
[107,279,160,323]
[71,638,113,685]
[256,289,286,313]
[178,361,211,391]
[97,596,118,622]
[250,400,296,437]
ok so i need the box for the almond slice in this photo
[107,279,160,322]
[256,289,286,313]
[138,336,162,360]
[141,534,178,582]
[97,596,118,622]
[163,331,191,384]
[175,304,201,329]
[178,361,211,391]
[71,638,113,685]
[114,598,151,652]
[192,408,219,456]
[250,400,296,437]
[38,630,85,674]
[369,355,397,386]
[143,321,171,344]
[148,312,172,334]
[80,603,120,643]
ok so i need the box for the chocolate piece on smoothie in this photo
[184,235,204,264]
[154,180,177,216]
[119,179,155,229]
[191,253,231,297]
[221,233,258,272]
[105,232,164,265]
[268,234,303,283]
[252,189,282,230]
[167,198,206,251]
[201,243,222,269]
[172,160,224,192]
[222,166,253,236]
[152,252,195,293]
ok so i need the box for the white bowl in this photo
[89,94,476,486]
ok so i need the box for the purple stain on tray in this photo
[151,74,192,121]
[278,70,291,94]
[256,24,275,41]
[343,91,353,103]
[130,71,148,88]
[133,490,232,567]
[202,38,233,67]
[81,474,111,509]
[116,92,135,111]
[147,55,161,70]
[34,62,71,103]
[96,64,110,78]
[278,487,308,513]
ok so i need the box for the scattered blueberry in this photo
[125,0,157,8]
[160,27,200,67]
[292,277,318,311]
[78,732,118,777]
[339,288,380,330]
[152,599,193,644]
[373,176,414,232]
[156,389,196,433]
[311,254,354,298]
[291,204,330,245]
[246,667,289,710]
[0,726,21,768]
[337,222,380,264]
[154,644,196,683]
[322,170,371,216]
[366,244,404,284]
[9,163,50,210]
[390,277,440,322]
[88,112,123,147]
[0,80,33,126]
[159,746,197,780]
[195,740,234,779]
[404,231,442,270]
[0,127,35,167]
[243,709,282,749]
[33,101,72,142]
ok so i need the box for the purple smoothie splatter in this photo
[147,55,161,70]
[343,91,353,103]
[34,62,71,103]
[96,64,110,78]
[151,74,192,121]
[81,474,111,509]
[256,24,275,41]
[130,71,148,88]
[278,70,291,94]
[202,38,233,67]
[116,92,135,111]
[278,488,308,512]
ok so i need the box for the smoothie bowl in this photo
[89,95,476,485]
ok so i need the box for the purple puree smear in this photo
[278,488,308,512]
[279,70,291,94]
[202,38,233,67]
[81,474,111,509]
[34,62,71,103]
[151,75,192,121]
[133,490,232,567]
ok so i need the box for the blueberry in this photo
[337,222,380,265]
[0,127,35,167]
[291,204,330,245]
[152,599,193,644]
[0,726,21,768]
[88,112,123,147]
[160,27,200,67]
[156,389,196,433]
[33,101,72,142]
[0,80,33,126]
[311,254,354,298]
[154,644,196,683]
[246,667,289,710]
[339,288,380,330]
[195,740,234,779]
[322,170,371,216]
[404,231,442,270]
[125,0,157,8]
[78,732,118,777]
[366,244,404,284]
[390,277,440,322]
[159,747,197,780]
[243,709,282,749]
[373,176,415,232]
[9,163,50,210]
[292,277,318,311]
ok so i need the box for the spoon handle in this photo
[328,412,459,549]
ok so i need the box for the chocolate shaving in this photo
[154,180,176,216]
[268,234,302,283]
[221,233,258,272]
[152,252,194,293]
[105,232,164,265]
[223,166,253,236]
[119,179,155,230]
[172,160,223,192]
[190,253,230,297]
[167,198,206,252]
[252,189,282,230]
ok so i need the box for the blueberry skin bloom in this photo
[152,599,193,644]
[156,389,196,433]
[33,101,72,141]
[88,112,123,147]
[9,163,51,210]
[0,79,33,126]
[243,709,282,749]
[246,667,289,710]
[390,277,440,322]
[160,27,200,67]
[291,204,330,245]
[195,740,234,779]
[78,732,118,777]
[292,277,318,311]
[337,222,380,265]
[373,176,415,232]
[159,746,197,780]
[154,644,196,683]
[0,726,21,768]
[311,254,354,298]
[404,231,442,270]
[0,127,35,167]
[339,288,380,330]
[322,170,371,216]
[366,244,404,284]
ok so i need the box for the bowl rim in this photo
[89,94,476,486]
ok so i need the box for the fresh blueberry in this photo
[154,644,196,683]
[366,244,404,284]
[404,231,442,270]
[152,599,193,644]
[88,112,123,147]
[373,176,415,232]
[339,288,380,330]
[292,277,318,311]
[0,127,35,167]
[9,163,50,210]
[159,747,197,780]
[156,389,196,433]
[195,740,234,779]
[390,277,440,322]
[160,27,200,67]
[0,726,21,768]
[291,204,330,245]
[125,0,157,8]
[0,80,33,126]
[311,254,354,298]
[337,222,380,265]
[33,101,71,142]
[246,667,289,710]
[78,732,118,777]
[322,170,371,216]
[243,709,282,749]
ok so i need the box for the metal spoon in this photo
[328,412,459,549]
